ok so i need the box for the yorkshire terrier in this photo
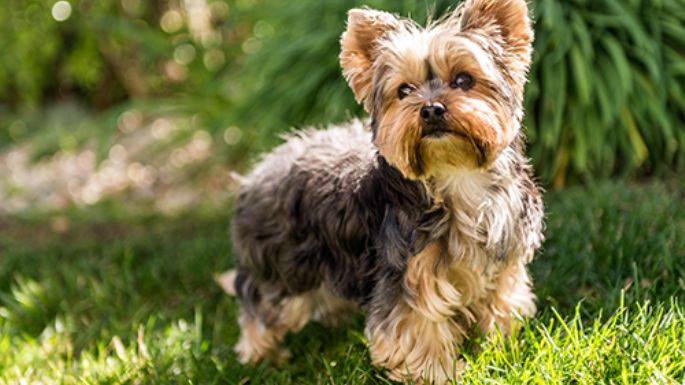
[220,0,544,383]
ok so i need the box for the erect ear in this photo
[459,0,534,68]
[340,8,401,103]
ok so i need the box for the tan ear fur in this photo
[459,0,534,66]
[340,8,401,103]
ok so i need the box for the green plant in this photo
[0,0,241,111]
[527,0,685,186]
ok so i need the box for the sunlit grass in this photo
[0,180,683,384]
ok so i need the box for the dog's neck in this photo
[429,145,519,203]
[428,145,525,263]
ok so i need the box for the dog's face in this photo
[340,0,533,179]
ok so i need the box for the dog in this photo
[221,0,543,382]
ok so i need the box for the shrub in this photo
[527,0,685,185]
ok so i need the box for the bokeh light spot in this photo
[161,10,184,33]
[209,2,229,19]
[174,44,196,65]
[203,49,225,71]
[241,37,261,54]
[223,127,242,145]
[8,120,27,141]
[254,20,274,39]
[51,1,72,22]
[118,110,144,133]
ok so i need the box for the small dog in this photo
[222,0,543,382]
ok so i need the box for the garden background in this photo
[0,0,684,383]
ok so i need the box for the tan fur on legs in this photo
[403,242,466,323]
[234,311,284,364]
[365,242,465,384]
[369,239,537,384]
[366,302,466,384]
[234,290,318,364]
[481,259,536,336]
[310,286,358,328]
[234,286,358,364]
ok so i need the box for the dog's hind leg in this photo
[310,286,358,328]
[232,271,319,364]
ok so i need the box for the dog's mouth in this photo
[421,123,453,139]
[420,123,488,167]
[421,123,471,141]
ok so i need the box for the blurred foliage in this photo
[528,0,685,186]
[232,0,685,186]
[0,0,248,118]
[227,0,454,147]
[0,0,684,186]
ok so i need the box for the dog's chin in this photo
[416,134,484,177]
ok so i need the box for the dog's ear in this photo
[340,8,401,103]
[459,0,533,70]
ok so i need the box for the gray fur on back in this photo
[231,120,428,309]
[231,120,541,327]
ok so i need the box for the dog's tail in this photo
[229,171,247,186]
[214,269,238,296]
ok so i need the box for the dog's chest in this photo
[402,173,524,315]
[435,172,522,288]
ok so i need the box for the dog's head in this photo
[340,0,533,179]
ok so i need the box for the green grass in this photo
[1,180,684,384]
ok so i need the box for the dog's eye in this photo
[397,83,414,100]
[450,72,475,91]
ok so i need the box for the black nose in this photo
[420,103,446,123]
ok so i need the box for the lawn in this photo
[0,180,683,384]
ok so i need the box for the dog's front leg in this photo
[365,243,466,384]
[365,301,465,384]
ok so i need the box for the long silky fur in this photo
[230,121,543,376]
[229,0,543,383]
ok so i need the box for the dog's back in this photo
[231,121,378,301]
